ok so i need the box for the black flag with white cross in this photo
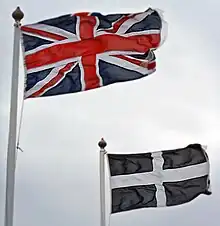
[107,144,211,214]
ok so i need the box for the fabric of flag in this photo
[20,8,167,98]
[107,144,211,214]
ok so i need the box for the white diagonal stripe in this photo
[21,31,57,42]
[24,38,78,56]
[98,55,154,75]
[116,10,154,34]
[24,24,76,39]
[25,62,78,98]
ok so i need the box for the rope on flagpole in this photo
[16,98,24,153]
[15,98,25,171]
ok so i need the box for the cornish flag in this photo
[107,144,211,213]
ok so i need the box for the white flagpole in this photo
[98,138,107,226]
[4,7,24,226]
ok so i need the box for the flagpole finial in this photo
[12,6,24,23]
[98,138,107,149]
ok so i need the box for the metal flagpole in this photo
[98,138,107,226]
[4,7,24,226]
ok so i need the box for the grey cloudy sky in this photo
[0,0,220,226]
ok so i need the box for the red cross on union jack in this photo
[20,8,166,98]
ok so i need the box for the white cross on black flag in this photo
[107,144,211,214]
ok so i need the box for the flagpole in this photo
[4,7,24,226]
[98,138,107,226]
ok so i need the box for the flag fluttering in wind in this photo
[20,8,167,98]
[107,144,211,214]
[7,6,213,226]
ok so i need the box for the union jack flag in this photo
[20,8,167,98]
